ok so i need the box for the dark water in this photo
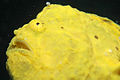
[0,0,120,80]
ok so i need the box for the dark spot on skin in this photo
[36,22,40,25]
[90,18,93,21]
[61,26,64,29]
[102,19,111,23]
[115,47,119,51]
[70,77,75,80]
[116,71,120,75]
[113,68,120,75]
[85,74,90,80]
[118,29,120,32]
[94,35,98,39]
[50,77,54,80]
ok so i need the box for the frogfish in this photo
[6,3,120,80]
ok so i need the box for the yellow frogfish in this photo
[6,3,120,80]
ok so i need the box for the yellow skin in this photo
[6,4,120,80]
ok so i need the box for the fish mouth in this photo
[8,39,31,52]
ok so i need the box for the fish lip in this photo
[8,39,32,52]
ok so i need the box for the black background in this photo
[0,0,120,80]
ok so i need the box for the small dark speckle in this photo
[114,68,120,75]
[94,35,98,39]
[50,77,53,80]
[118,29,120,32]
[36,22,40,25]
[115,47,119,51]
[61,26,64,29]
[102,19,111,23]
[70,77,75,80]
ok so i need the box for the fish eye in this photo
[29,19,46,32]
[36,22,40,25]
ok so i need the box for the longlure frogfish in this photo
[6,3,120,80]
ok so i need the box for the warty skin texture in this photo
[6,4,120,80]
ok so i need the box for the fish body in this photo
[6,4,120,80]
